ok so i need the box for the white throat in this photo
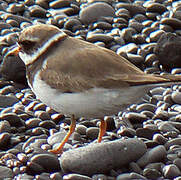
[18,32,66,66]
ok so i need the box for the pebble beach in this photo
[0,0,181,179]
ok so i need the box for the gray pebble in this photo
[161,17,181,30]
[172,91,181,104]
[116,172,147,180]
[80,2,115,25]
[174,158,181,170]
[63,173,92,180]
[143,167,161,179]
[86,33,114,44]
[146,2,167,14]
[162,164,181,179]
[0,166,13,179]
[29,5,47,18]
[30,153,60,172]
[0,113,24,127]
[49,0,70,9]
[60,138,147,175]
[137,145,167,167]
[165,138,181,150]
[0,132,11,149]
[0,120,11,133]
[116,3,146,16]
[86,127,99,140]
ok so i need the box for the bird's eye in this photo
[18,40,36,52]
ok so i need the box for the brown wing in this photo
[40,36,181,92]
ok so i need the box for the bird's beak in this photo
[8,44,21,56]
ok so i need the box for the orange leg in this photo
[49,115,76,154]
[97,118,107,143]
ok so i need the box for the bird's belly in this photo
[30,71,152,118]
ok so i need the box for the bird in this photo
[11,24,181,154]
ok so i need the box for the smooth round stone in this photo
[0,166,13,179]
[120,28,137,43]
[47,131,68,146]
[0,132,10,148]
[165,138,181,150]
[33,103,47,111]
[136,128,157,139]
[143,168,161,179]
[50,172,63,180]
[117,43,138,54]
[133,14,147,22]
[76,125,87,135]
[161,18,181,30]
[136,103,156,112]
[25,118,42,129]
[171,91,181,104]
[0,113,24,127]
[0,120,11,133]
[34,110,50,120]
[149,30,165,42]
[125,112,148,124]
[86,33,114,43]
[116,172,147,180]
[118,127,136,137]
[63,173,92,180]
[29,5,47,18]
[22,135,47,150]
[137,145,167,168]
[174,158,181,170]
[86,127,99,140]
[60,138,147,176]
[158,121,180,133]
[0,95,19,108]
[92,21,112,30]
[129,21,144,33]
[153,133,168,145]
[49,0,70,9]
[7,3,25,13]
[162,164,181,179]
[126,53,144,66]
[116,3,146,16]
[79,2,115,25]
[26,161,45,174]
[146,3,167,14]
[39,120,56,130]
[30,153,60,172]
[2,13,31,24]
[0,53,26,84]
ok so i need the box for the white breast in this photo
[30,70,136,118]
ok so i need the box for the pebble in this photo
[86,127,99,140]
[165,138,181,150]
[79,2,115,25]
[0,120,11,133]
[0,113,24,127]
[162,164,181,179]
[116,3,146,16]
[0,95,19,108]
[60,138,146,176]
[30,153,60,172]
[137,145,167,168]
[63,173,92,180]
[117,172,147,180]
[0,0,181,179]
[161,17,181,30]
[172,91,181,104]
[0,166,13,179]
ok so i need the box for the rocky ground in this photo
[0,0,181,179]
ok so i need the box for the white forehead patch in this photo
[18,32,66,66]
